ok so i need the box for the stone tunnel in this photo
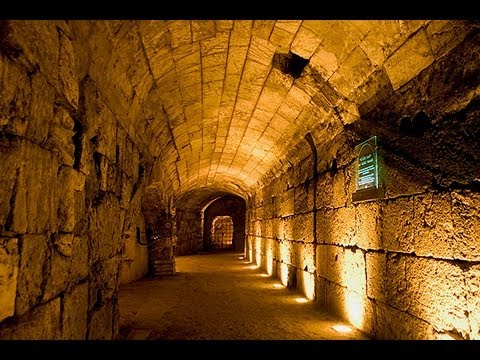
[0,20,479,340]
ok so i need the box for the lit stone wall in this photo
[0,21,155,339]
[247,26,480,340]
[174,209,203,255]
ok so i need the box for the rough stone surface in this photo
[62,282,88,339]
[0,298,61,340]
[366,252,386,301]
[0,238,18,321]
[15,235,49,316]
[87,302,114,340]
[384,29,434,90]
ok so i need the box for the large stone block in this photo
[0,57,31,137]
[57,165,85,232]
[451,191,480,261]
[0,141,57,234]
[329,206,356,246]
[406,257,470,338]
[0,238,18,322]
[26,72,55,143]
[386,253,408,311]
[290,241,315,274]
[58,30,79,108]
[413,192,455,260]
[264,219,273,239]
[324,280,347,320]
[360,296,376,337]
[43,234,88,301]
[88,256,122,311]
[9,20,59,81]
[291,25,322,59]
[279,188,295,217]
[384,29,434,90]
[332,169,348,208]
[0,297,61,340]
[294,182,314,214]
[297,269,316,300]
[88,195,125,263]
[315,210,332,244]
[426,20,471,58]
[62,282,88,339]
[15,235,49,316]
[366,252,387,301]
[87,301,114,340]
[465,265,480,340]
[272,217,282,239]
[0,137,24,232]
[380,197,414,253]
[44,106,75,166]
[343,247,366,296]
[375,302,434,340]
[22,142,59,234]
[316,244,344,286]
[355,202,381,250]
[314,276,327,307]
[291,212,314,243]
[382,151,433,199]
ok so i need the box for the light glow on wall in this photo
[342,249,366,330]
[300,271,316,300]
[345,290,364,330]
[273,283,285,289]
[280,263,289,286]
[266,238,273,275]
[255,237,262,266]
[279,241,291,286]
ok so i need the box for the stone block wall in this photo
[0,21,155,339]
[246,27,480,340]
[174,209,203,255]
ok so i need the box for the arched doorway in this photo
[211,216,234,249]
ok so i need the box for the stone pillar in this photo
[146,210,176,276]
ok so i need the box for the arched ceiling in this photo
[85,20,472,208]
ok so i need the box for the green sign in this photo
[353,136,382,202]
[356,136,378,190]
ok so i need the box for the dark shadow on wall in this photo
[203,195,246,252]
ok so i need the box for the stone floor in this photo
[118,252,370,340]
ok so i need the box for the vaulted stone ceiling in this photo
[74,20,471,208]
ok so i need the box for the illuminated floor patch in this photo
[295,297,309,303]
[332,324,352,333]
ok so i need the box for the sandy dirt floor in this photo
[118,252,370,340]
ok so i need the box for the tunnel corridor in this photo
[0,20,479,340]
[118,252,368,340]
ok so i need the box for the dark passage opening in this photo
[273,50,309,79]
[202,195,246,252]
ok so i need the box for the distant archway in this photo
[211,216,234,249]
[202,195,246,252]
